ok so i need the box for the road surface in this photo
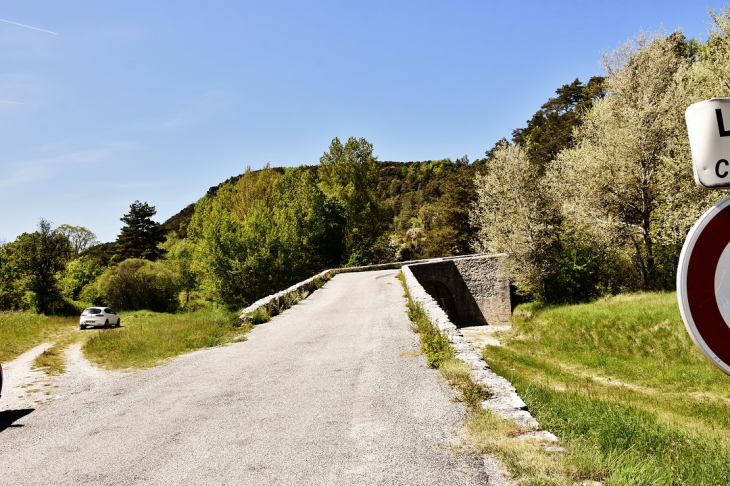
[0,270,501,485]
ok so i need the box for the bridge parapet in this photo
[239,253,511,327]
[405,254,510,327]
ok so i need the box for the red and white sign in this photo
[678,196,730,375]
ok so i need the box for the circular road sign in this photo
[678,195,730,375]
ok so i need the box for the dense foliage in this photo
[0,219,72,314]
[96,258,180,313]
[471,14,730,303]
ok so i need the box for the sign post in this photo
[680,98,730,375]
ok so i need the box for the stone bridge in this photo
[407,254,511,327]
[241,253,511,328]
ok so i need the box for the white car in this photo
[80,307,121,330]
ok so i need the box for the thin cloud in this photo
[0,101,24,105]
[0,149,107,189]
[0,18,57,35]
[132,91,236,132]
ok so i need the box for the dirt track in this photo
[0,270,505,485]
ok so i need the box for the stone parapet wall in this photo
[406,254,510,327]
[238,254,504,323]
[401,265,546,431]
[454,255,511,324]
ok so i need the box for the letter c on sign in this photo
[717,159,729,178]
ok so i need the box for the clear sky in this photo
[0,1,726,243]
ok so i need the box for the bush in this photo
[96,258,180,312]
[46,297,88,316]
[244,307,271,324]
[79,281,101,305]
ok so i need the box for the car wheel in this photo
[116,317,121,327]
[104,319,109,329]
[80,324,86,330]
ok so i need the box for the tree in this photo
[548,30,705,290]
[115,201,165,261]
[273,166,346,274]
[55,224,98,258]
[189,184,276,308]
[168,238,198,309]
[96,258,179,312]
[187,166,347,309]
[231,164,283,220]
[470,143,562,300]
[684,7,730,100]
[0,241,23,310]
[58,256,104,301]
[318,137,390,264]
[512,77,605,172]
[471,142,607,303]
[12,219,71,313]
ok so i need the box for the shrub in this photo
[46,297,88,316]
[244,307,271,324]
[96,258,180,312]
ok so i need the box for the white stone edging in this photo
[401,265,554,436]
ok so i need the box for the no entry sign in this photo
[678,196,730,375]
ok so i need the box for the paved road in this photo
[0,270,495,485]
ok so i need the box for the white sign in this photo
[677,195,730,375]
[686,98,730,189]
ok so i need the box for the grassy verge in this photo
[399,272,584,484]
[397,272,489,409]
[483,292,730,485]
[32,331,82,375]
[83,309,250,369]
[0,311,80,363]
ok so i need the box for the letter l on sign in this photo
[686,98,730,188]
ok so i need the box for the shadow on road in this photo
[0,409,34,432]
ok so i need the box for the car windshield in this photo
[83,308,101,314]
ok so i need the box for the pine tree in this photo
[115,201,165,261]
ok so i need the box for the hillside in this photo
[162,159,479,262]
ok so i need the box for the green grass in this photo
[32,345,67,375]
[482,292,730,485]
[464,409,580,485]
[0,311,79,362]
[397,272,490,410]
[83,309,251,369]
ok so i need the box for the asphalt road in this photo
[0,270,496,485]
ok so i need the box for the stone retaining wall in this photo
[401,265,553,434]
[454,255,512,324]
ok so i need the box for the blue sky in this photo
[0,1,726,243]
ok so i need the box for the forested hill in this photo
[7,11,730,316]
[162,159,479,262]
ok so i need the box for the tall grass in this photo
[484,292,730,485]
[397,272,490,409]
[0,312,78,362]
[83,309,250,369]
